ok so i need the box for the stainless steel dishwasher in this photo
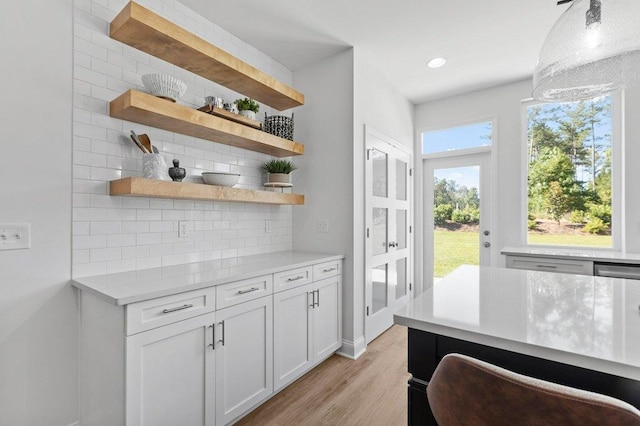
[593,262,640,280]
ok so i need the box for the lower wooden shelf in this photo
[110,177,304,205]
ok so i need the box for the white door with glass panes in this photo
[365,127,412,344]
[424,151,493,289]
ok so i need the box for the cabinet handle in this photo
[287,275,305,282]
[322,267,336,273]
[536,265,558,269]
[315,289,320,308]
[309,292,315,308]
[162,304,193,314]
[237,287,259,294]
[209,324,215,350]
[219,320,225,346]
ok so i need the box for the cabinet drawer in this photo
[505,255,593,275]
[216,275,273,309]
[313,260,342,281]
[126,287,216,335]
[273,267,313,292]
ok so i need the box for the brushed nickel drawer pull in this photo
[219,320,225,346]
[162,304,193,314]
[287,275,305,282]
[536,265,558,269]
[209,324,215,350]
[322,267,337,273]
[237,287,260,294]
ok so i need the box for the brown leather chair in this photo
[427,353,640,426]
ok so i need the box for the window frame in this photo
[520,92,622,251]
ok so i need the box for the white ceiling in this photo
[181,0,569,105]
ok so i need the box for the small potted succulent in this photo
[234,97,260,120]
[263,159,297,184]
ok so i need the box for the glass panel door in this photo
[424,152,492,287]
[365,128,412,344]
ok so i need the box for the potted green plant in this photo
[234,97,260,120]
[263,159,297,184]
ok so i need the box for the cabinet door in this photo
[215,296,273,425]
[313,276,342,361]
[273,283,313,391]
[126,312,216,426]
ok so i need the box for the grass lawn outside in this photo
[435,230,612,277]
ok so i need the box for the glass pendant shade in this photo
[533,0,640,102]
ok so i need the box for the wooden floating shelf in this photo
[110,1,304,111]
[197,104,261,129]
[110,177,305,205]
[110,90,304,157]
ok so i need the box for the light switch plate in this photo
[0,223,31,250]
[178,221,188,238]
[317,220,329,233]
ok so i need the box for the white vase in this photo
[142,153,170,181]
[268,173,290,184]
[240,110,256,120]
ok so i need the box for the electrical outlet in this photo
[178,221,189,238]
[265,221,272,233]
[0,223,31,250]
[317,220,329,233]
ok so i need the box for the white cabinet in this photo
[273,270,342,392]
[273,283,314,391]
[215,296,273,425]
[126,312,216,426]
[313,276,342,360]
[505,255,593,275]
[77,255,342,425]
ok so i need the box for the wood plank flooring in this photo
[236,325,409,426]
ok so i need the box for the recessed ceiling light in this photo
[427,57,446,69]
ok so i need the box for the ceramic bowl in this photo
[202,172,240,187]
[141,73,188,102]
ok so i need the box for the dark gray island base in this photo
[407,328,640,425]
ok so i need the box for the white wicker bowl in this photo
[141,73,187,101]
[202,172,240,187]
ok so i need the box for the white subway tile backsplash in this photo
[72,0,296,277]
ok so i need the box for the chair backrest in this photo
[427,353,640,426]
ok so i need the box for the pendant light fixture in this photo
[533,0,640,102]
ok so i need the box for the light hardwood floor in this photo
[236,325,409,426]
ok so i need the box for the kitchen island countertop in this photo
[394,265,640,381]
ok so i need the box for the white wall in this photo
[0,1,76,425]
[293,48,357,352]
[72,0,296,278]
[293,49,414,357]
[623,88,640,253]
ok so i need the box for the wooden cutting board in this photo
[197,105,262,129]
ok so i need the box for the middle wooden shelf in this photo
[110,90,304,158]
[110,177,304,205]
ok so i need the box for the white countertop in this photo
[394,265,640,381]
[72,251,344,306]
[502,246,640,264]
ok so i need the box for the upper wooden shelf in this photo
[110,1,304,111]
[110,177,304,205]
[110,90,304,157]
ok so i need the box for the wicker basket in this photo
[263,113,294,140]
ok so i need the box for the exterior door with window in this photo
[424,151,493,288]
[365,128,412,344]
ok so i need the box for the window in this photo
[525,95,614,248]
[422,121,492,155]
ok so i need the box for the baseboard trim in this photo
[336,336,366,360]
